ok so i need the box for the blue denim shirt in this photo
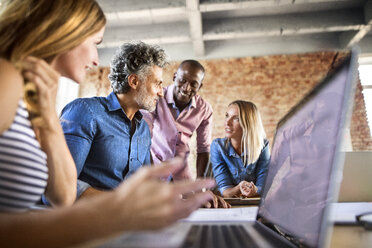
[60,92,151,196]
[210,137,270,195]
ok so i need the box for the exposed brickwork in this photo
[82,51,372,154]
[351,79,372,150]
[81,67,111,97]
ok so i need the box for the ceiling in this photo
[96,0,372,66]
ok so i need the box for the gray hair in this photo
[108,41,168,94]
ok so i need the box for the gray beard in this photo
[135,84,156,112]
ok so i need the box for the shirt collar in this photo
[106,91,143,122]
[106,92,122,112]
[166,84,196,110]
[227,139,244,158]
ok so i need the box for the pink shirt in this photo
[142,84,213,179]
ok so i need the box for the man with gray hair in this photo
[60,42,167,199]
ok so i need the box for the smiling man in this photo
[59,42,167,199]
[142,60,213,180]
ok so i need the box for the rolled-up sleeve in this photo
[76,179,91,197]
[60,99,96,180]
[196,107,213,154]
[210,139,234,194]
[255,140,270,194]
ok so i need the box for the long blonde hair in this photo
[0,0,106,64]
[228,100,266,165]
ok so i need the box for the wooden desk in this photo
[330,225,372,248]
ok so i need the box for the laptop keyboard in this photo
[182,224,259,248]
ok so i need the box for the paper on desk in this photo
[328,202,372,224]
[182,207,258,222]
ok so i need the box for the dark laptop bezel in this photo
[254,49,359,248]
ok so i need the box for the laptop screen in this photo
[257,57,353,247]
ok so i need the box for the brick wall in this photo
[82,51,372,154]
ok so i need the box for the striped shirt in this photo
[0,99,48,212]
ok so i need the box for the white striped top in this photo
[0,99,48,212]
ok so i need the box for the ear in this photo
[198,83,203,91]
[173,72,177,82]
[128,74,140,90]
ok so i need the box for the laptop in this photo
[98,48,359,248]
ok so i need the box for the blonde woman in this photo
[0,1,214,247]
[211,100,270,198]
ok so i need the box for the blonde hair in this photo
[228,100,266,165]
[0,0,106,64]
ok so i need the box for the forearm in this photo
[0,159,217,248]
[196,152,209,178]
[0,192,126,248]
[37,116,77,207]
[78,187,106,200]
[222,185,241,198]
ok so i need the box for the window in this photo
[56,77,79,115]
[358,58,372,136]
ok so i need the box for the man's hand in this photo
[114,158,216,230]
[203,190,231,208]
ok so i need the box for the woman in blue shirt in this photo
[211,100,270,197]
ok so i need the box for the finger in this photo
[21,58,51,78]
[24,56,57,78]
[240,187,249,193]
[247,187,253,194]
[247,187,256,197]
[172,179,216,196]
[144,157,185,179]
[220,198,231,209]
[22,68,58,97]
[222,200,231,208]
[210,192,218,208]
[22,70,58,109]
[21,57,60,86]
[177,192,213,217]
[22,71,49,92]
[203,201,212,208]
[241,189,249,196]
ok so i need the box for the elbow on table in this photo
[46,187,77,207]
[50,194,76,207]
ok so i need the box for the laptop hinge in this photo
[254,221,297,248]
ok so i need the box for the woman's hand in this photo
[239,181,258,197]
[20,56,77,206]
[20,56,60,129]
[113,158,216,231]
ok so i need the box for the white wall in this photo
[56,77,79,115]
